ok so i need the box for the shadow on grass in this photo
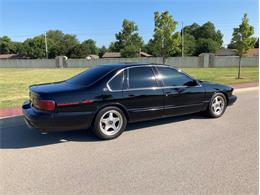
[0,114,206,149]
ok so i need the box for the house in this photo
[215,48,237,56]
[245,48,259,57]
[0,54,25,59]
[102,51,152,58]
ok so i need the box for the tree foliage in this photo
[229,14,255,56]
[21,36,46,59]
[98,46,107,58]
[46,30,79,58]
[109,19,143,57]
[70,39,99,58]
[183,22,223,55]
[149,11,181,63]
[1,12,256,60]
[0,36,16,54]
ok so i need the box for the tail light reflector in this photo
[57,100,94,107]
[35,100,56,111]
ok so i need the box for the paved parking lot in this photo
[0,90,258,194]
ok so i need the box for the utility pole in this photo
[181,21,184,57]
[44,32,48,59]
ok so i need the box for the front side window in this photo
[108,70,124,91]
[128,67,157,89]
[157,67,194,86]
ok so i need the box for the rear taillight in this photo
[35,100,55,111]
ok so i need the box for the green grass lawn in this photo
[0,67,258,108]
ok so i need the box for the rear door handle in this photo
[165,91,171,96]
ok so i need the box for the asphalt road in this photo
[0,90,258,195]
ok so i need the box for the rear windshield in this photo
[66,65,115,86]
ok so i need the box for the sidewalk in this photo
[230,82,258,89]
[0,82,258,119]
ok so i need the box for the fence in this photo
[0,55,258,68]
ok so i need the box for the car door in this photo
[155,66,205,116]
[122,66,164,122]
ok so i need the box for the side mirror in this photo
[193,79,199,86]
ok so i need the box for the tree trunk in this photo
[237,56,241,79]
[162,56,166,64]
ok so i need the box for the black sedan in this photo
[23,63,237,140]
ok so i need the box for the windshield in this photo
[66,65,115,86]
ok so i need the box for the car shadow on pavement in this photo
[0,114,206,149]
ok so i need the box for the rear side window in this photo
[128,67,157,89]
[157,67,193,86]
[108,70,124,91]
[66,65,114,86]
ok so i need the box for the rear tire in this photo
[92,106,127,140]
[206,93,227,118]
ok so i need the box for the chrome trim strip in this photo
[106,69,124,92]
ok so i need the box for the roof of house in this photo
[140,51,152,57]
[0,54,24,59]
[102,52,121,58]
[246,48,259,57]
[102,51,153,58]
[215,48,238,56]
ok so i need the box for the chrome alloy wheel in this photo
[99,110,123,136]
[211,95,225,115]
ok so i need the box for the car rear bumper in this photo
[22,101,94,132]
[228,95,237,106]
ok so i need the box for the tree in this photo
[183,22,223,56]
[21,36,46,58]
[70,39,99,58]
[98,46,107,58]
[229,13,255,79]
[150,11,181,63]
[183,34,196,56]
[110,19,143,57]
[142,39,156,56]
[46,30,79,58]
[195,38,221,55]
[0,36,16,54]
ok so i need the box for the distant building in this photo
[139,51,152,57]
[245,48,259,57]
[215,48,237,56]
[86,54,99,60]
[102,51,152,58]
[0,54,25,59]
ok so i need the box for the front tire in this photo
[93,106,127,140]
[206,93,227,118]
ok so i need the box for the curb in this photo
[0,107,22,119]
[0,84,259,120]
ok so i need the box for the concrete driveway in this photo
[0,90,258,194]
